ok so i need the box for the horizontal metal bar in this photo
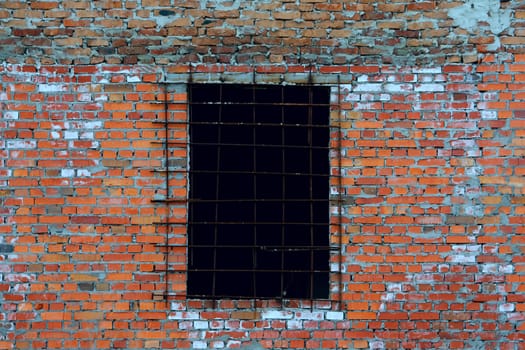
[152,198,330,203]
[154,221,336,226]
[188,268,330,273]
[152,120,330,128]
[153,221,187,225]
[144,101,330,107]
[154,269,185,273]
[151,168,335,177]
[159,292,333,302]
[152,120,188,125]
[180,221,328,225]
[154,141,330,150]
[151,141,187,146]
[151,198,184,203]
[156,244,336,250]
[259,246,337,252]
[145,101,188,106]
[140,101,167,105]
[189,83,330,88]
[189,101,330,107]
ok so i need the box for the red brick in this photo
[347,312,376,320]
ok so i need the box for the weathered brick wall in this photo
[1,1,525,349]
[0,0,523,65]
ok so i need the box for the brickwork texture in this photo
[1,0,525,349]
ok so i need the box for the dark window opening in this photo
[187,84,331,300]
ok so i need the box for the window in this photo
[187,84,330,299]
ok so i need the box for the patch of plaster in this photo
[154,16,177,28]
[448,0,513,35]
[200,0,241,10]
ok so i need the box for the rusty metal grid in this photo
[153,80,343,310]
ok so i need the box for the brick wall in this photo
[1,1,525,349]
[0,0,523,65]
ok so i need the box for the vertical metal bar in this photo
[187,83,194,300]
[186,63,191,295]
[252,85,257,300]
[280,85,286,305]
[163,83,170,305]
[308,85,315,310]
[189,86,194,270]
[337,76,343,311]
[212,84,223,299]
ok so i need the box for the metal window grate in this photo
[186,84,331,300]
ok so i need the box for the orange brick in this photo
[347,312,377,320]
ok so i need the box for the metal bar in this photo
[251,84,258,300]
[146,101,332,108]
[154,197,347,204]
[187,268,331,273]
[261,245,336,252]
[153,120,331,128]
[111,80,336,87]
[157,221,335,226]
[188,83,194,270]
[183,83,191,280]
[185,101,331,107]
[192,221,330,225]
[183,81,191,300]
[151,141,187,145]
[151,168,335,177]
[153,140,330,150]
[157,244,339,250]
[140,101,170,105]
[212,84,224,299]
[163,83,170,304]
[161,293,336,304]
[280,86,285,303]
[152,198,332,203]
[308,84,315,307]
[182,293,333,301]
[337,75,343,311]
[120,100,328,107]
[189,83,326,89]
[188,77,195,272]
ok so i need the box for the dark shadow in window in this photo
[188,84,330,300]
